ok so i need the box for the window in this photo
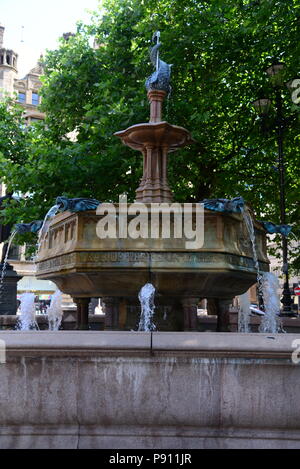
[32,92,39,106]
[18,92,26,104]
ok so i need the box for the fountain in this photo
[138,283,156,331]
[16,292,38,330]
[47,290,63,331]
[259,272,281,333]
[37,204,60,252]
[0,32,299,451]
[238,291,251,333]
[35,33,269,332]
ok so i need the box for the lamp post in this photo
[252,61,294,315]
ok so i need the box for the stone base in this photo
[0,331,299,449]
[0,425,299,449]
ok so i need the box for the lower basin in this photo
[36,205,269,330]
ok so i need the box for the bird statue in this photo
[145,31,172,94]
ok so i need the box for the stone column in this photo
[147,90,166,123]
[118,299,127,329]
[102,297,119,330]
[207,298,218,316]
[73,297,90,330]
[216,298,233,332]
[0,264,22,315]
[181,298,199,331]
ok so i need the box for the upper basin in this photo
[114,121,194,152]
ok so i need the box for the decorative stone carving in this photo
[15,220,43,234]
[202,197,245,213]
[56,196,100,213]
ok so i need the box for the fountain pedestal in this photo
[0,264,22,316]
[103,297,120,330]
[73,297,90,330]
[114,90,194,203]
[182,297,199,331]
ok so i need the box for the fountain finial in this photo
[145,31,172,94]
[114,31,193,202]
[145,31,172,123]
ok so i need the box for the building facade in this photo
[0,25,45,120]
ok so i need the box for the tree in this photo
[0,97,28,166]
[0,98,31,231]
[0,0,299,269]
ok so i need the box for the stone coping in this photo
[49,206,264,227]
[0,331,298,359]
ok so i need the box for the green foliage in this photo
[0,97,28,166]
[0,0,299,270]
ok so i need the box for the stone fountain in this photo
[36,33,269,331]
[1,33,300,451]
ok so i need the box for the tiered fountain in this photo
[36,32,269,331]
[0,32,298,450]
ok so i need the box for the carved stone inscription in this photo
[37,250,268,274]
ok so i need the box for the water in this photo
[16,292,39,330]
[242,210,264,331]
[259,272,282,333]
[242,210,285,333]
[37,204,60,253]
[138,283,156,331]
[238,291,251,333]
[47,290,63,331]
[0,230,17,304]
[242,210,260,278]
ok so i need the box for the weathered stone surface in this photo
[36,208,268,301]
[0,331,299,448]
[35,206,269,330]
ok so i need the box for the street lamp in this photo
[251,97,272,116]
[252,61,294,315]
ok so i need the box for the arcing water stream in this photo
[240,210,282,333]
[238,210,262,332]
[259,272,281,333]
[36,204,60,254]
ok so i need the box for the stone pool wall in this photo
[0,331,299,449]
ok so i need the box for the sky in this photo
[1,0,101,77]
